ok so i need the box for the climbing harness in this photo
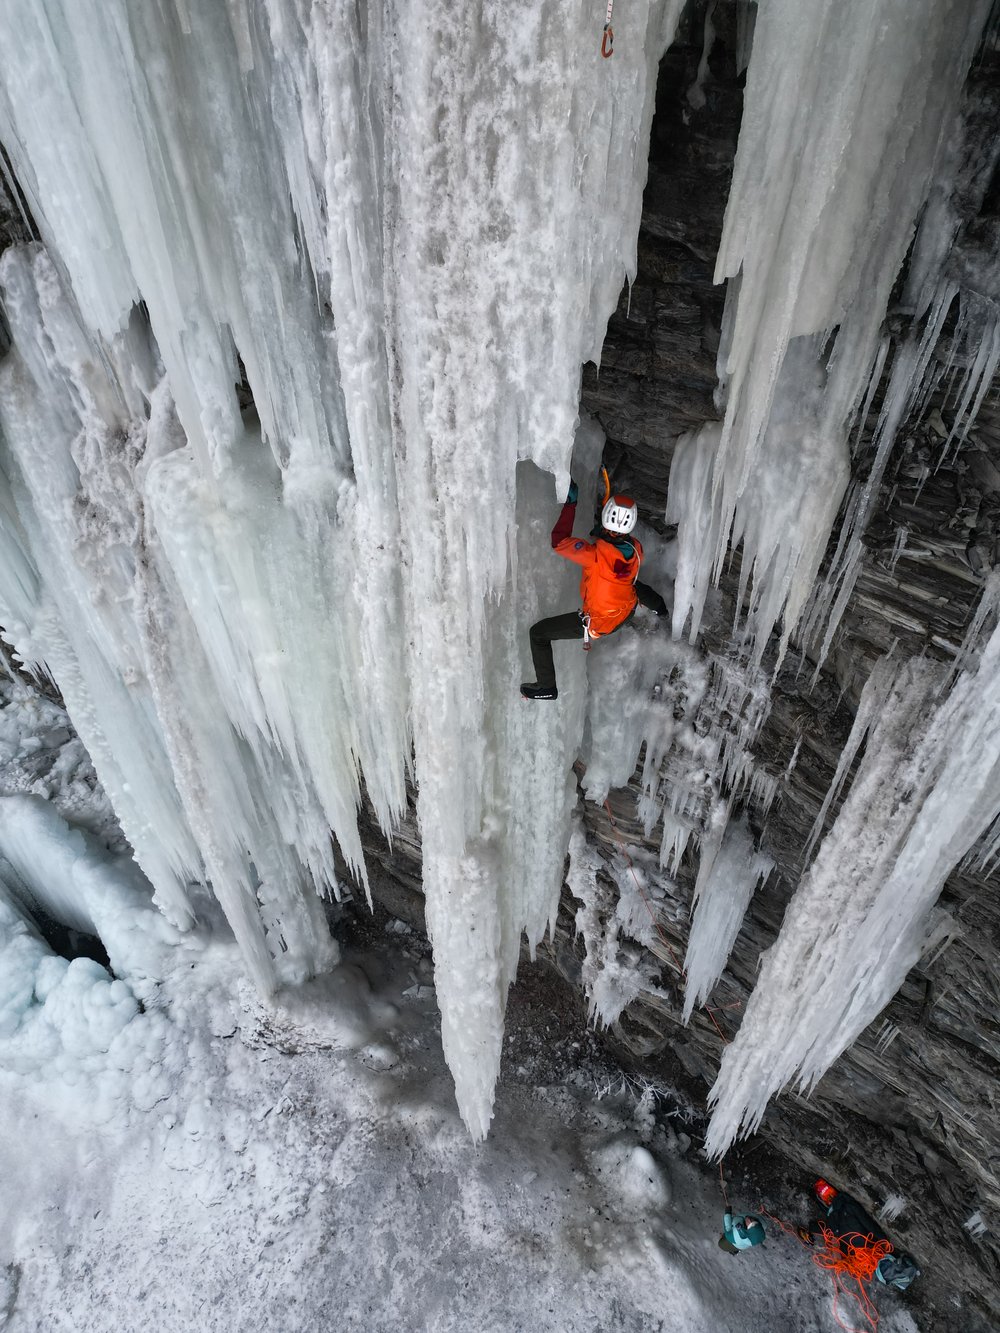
[580,605,635,648]
[601,0,614,57]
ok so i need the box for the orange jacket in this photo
[551,500,642,635]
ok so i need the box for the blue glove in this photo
[566,479,579,504]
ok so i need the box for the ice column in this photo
[0,0,684,1135]
[265,0,686,1137]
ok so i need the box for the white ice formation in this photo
[0,0,998,1155]
[0,792,182,1129]
[878,1194,907,1225]
[965,1211,990,1239]
[567,816,673,1030]
[651,0,1000,1154]
[706,614,1000,1156]
[681,814,771,1024]
[0,0,683,1137]
[670,0,992,668]
[652,0,999,1096]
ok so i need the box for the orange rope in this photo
[718,1159,730,1209]
[602,798,734,1044]
[811,1224,891,1333]
[755,1203,809,1245]
[756,1209,889,1332]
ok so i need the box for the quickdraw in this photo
[601,0,614,57]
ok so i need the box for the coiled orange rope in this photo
[811,1224,891,1333]
[754,1207,890,1333]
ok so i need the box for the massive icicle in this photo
[0,0,682,1135]
[670,0,991,666]
[804,65,1000,665]
[706,602,1000,1156]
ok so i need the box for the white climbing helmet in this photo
[601,494,638,535]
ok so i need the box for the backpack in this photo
[876,1252,921,1291]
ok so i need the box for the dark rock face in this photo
[581,13,737,525]
[359,10,1000,1329]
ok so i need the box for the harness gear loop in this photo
[601,0,614,57]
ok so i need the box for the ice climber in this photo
[520,479,668,700]
[718,1211,766,1254]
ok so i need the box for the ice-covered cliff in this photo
[2,1,1000,1239]
[0,0,681,1138]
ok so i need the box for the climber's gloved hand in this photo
[566,479,579,504]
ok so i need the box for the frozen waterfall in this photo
[670,0,992,667]
[0,0,681,1137]
[663,0,1000,1156]
[1,0,999,1161]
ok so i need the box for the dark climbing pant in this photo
[528,612,585,689]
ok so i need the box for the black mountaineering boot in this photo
[520,683,558,700]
